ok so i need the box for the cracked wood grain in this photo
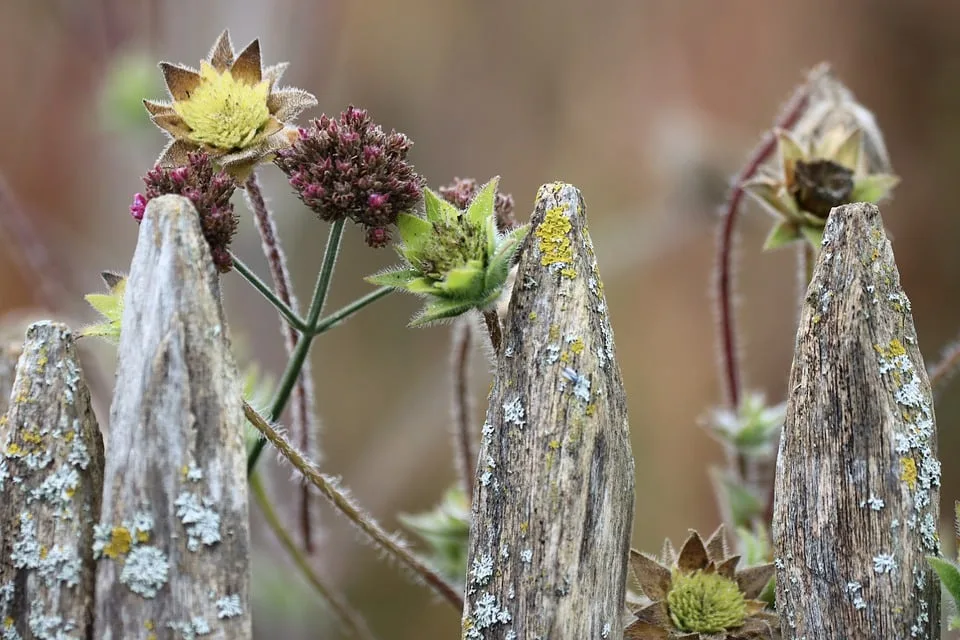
[462,183,635,639]
[0,322,105,639]
[773,203,939,639]
[93,195,250,639]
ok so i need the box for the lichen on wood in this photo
[93,195,250,639]
[0,322,105,639]
[773,202,939,639]
[461,183,635,639]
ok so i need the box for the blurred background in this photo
[2,0,960,637]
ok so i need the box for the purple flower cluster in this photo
[130,152,238,272]
[275,106,424,248]
[439,177,517,232]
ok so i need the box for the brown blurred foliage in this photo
[2,0,960,637]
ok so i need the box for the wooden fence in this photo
[0,192,944,638]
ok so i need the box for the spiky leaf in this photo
[928,556,960,607]
[365,267,421,288]
[851,173,900,204]
[409,298,476,327]
[763,220,802,251]
[396,213,434,255]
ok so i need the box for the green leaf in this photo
[365,267,421,288]
[423,187,460,224]
[485,226,527,292]
[435,262,485,299]
[744,177,799,220]
[409,298,476,327]
[776,129,806,177]
[405,277,442,295]
[80,276,127,343]
[829,128,863,171]
[851,173,900,204]
[800,225,824,249]
[466,176,499,229]
[712,471,764,529]
[396,213,434,255]
[928,556,960,606]
[762,221,801,251]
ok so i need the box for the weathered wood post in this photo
[0,322,105,638]
[773,203,940,638]
[461,183,635,638]
[93,195,251,638]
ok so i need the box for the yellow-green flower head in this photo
[668,570,747,633]
[365,177,529,327]
[144,30,317,181]
[625,526,779,640]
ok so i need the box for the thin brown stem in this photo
[482,309,502,355]
[0,173,73,310]
[244,172,317,553]
[243,402,465,610]
[250,473,378,640]
[929,339,960,397]
[451,319,475,499]
[715,74,816,410]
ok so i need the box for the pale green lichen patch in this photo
[120,546,169,598]
[175,491,222,552]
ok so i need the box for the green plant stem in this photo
[247,219,345,473]
[231,254,308,332]
[243,401,464,610]
[250,472,377,640]
[310,286,392,335]
[245,171,318,551]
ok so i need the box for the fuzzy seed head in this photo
[667,570,747,633]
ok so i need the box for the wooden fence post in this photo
[461,183,635,639]
[0,322,105,639]
[93,195,251,639]
[773,202,940,638]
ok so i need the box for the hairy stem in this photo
[451,319,475,499]
[250,473,378,640]
[247,219,345,474]
[243,401,464,610]
[231,254,308,332]
[310,287,392,336]
[244,171,318,552]
[714,81,815,410]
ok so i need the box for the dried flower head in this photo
[439,177,517,231]
[131,151,238,272]
[745,66,899,251]
[625,526,778,639]
[275,106,424,247]
[365,177,528,326]
[144,30,317,180]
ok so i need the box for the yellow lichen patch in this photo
[569,338,585,355]
[520,521,529,536]
[0,415,6,427]
[63,430,75,443]
[145,620,155,631]
[4,442,23,456]
[812,313,821,325]
[103,527,133,559]
[548,439,560,450]
[136,529,150,543]
[21,431,43,446]
[549,325,560,341]
[528,311,538,321]
[535,206,575,277]
[65,487,76,499]
[40,546,48,560]
[585,403,597,417]
[900,457,918,490]
[3,617,13,629]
